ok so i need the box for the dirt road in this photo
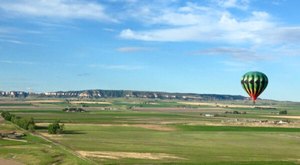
[0,116,4,123]
[0,158,23,165]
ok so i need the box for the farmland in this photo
[1,98,300,164]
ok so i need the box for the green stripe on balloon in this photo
[241,71,268,103]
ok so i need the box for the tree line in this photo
[1,111,65,134]
[1,111,35,131]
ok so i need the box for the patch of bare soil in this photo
[25,100,64,103]
[3,146,39,149]
[267,116,300,119]
[35,123,50,126]
[77,151,184,160]
[178,102,275,109]
[170,118,300,128]
[0,106,62,110]
[69,101,111,104]
[178,102,217,106]
[133,124,175,131]
[134,107,225,112]
[0,158,23,165]
[204,121,300,128]
[39,133,63,140]
[1,138,27,143]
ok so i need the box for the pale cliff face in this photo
[0,90,246,101]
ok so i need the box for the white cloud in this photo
[119,2,276,44]
[103,28,116,32]
[265,27,300,43]
[271,0,285,6]
[120,15,272,43]
[2,0,300,61]
[194,47,260,60]
[118,0,300,57]
[220,60,258,72]
[0,39,25,44]
[0,60,35,65]
[0,0,115,22]
[33,21,79,29]
[120,26,216,42]
[216,0,250,10]
[147,11,204,26]
[195,47,237,55]
[193,42,300,63]
[130,2,218,27]
[116,47,151,52]
[0,36,44,46]
[0,26,43,35]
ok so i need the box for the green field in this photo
[0,121,91,164]
[1,99,300,164]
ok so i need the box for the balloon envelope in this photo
[241,71,268,102]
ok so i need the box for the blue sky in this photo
[0,0,300,101]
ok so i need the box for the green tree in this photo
[24,118,35,131]
[1,111,13,121]
[28,124,35,132]
[279,110,288,115]
[48,121,64,134]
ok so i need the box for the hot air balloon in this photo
[241,71,268,104]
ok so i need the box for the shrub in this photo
[279,110,287,115]
[48,121,64,134]
[62,107,86,112]
[233,111,240,114]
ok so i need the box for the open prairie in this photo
[1,98,300,165]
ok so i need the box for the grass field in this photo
[0,121,91,164]
[1,98,300,164]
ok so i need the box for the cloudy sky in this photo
[0,0,300,101]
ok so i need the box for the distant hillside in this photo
[0,90,246,101]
